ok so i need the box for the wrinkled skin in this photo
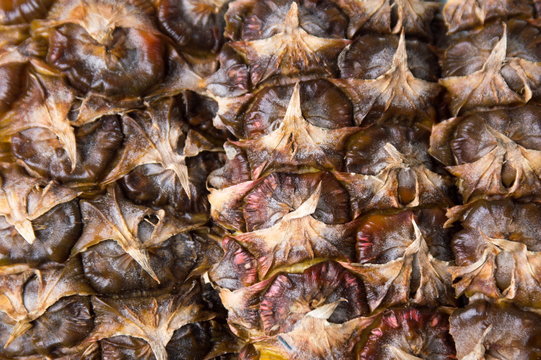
[0,200,81,265]
[450,301,541,359]
[359,307,455,360]
[430,105,541,201]
[12,116,124,190]
[448,199,541,307]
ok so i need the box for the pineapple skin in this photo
[0,0,541,359]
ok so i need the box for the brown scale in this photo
[430,104,541,201]
[450,300,541,359]
[0,259,94,356]
[0,200,81,265]
[446,199,541,308]
[0,0,54,25]
[440,19,541,115]
[157,0,229,57]
[336,123,451,217]
[334,31,441,126]
[442,0,534,33]
[223,0,349,85]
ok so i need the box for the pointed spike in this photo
[306,300,343,320]
[60,130,78,172]
[484,24,507,71]
[392,30,409,70]
[126,247,161,284]
[15,220,36,245]
[284,2,300,32]
[284,182,321,220]
[4,321,32,348]
[148,340,168,360]
[282,82,304,126]
[169,162,192,200]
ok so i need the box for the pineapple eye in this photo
[228,0,347,41]
[0,0,53,25]
[259,262,368,335]
[11,116,124,187]
[158,0,227,55]
[47,24,165,96]
[242,80,353,138]
[359,307,455,360]
[339,34,438,82]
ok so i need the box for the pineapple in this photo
[1,0,541,359]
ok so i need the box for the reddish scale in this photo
[356,211,415,264]
[359,307,455,360]
[259,261,368,335]
[207,143,251,189]
[210,237,258,290]
[242,172,350,231]
[355,209,452,265]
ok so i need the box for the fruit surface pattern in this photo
[0,0,540,359]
